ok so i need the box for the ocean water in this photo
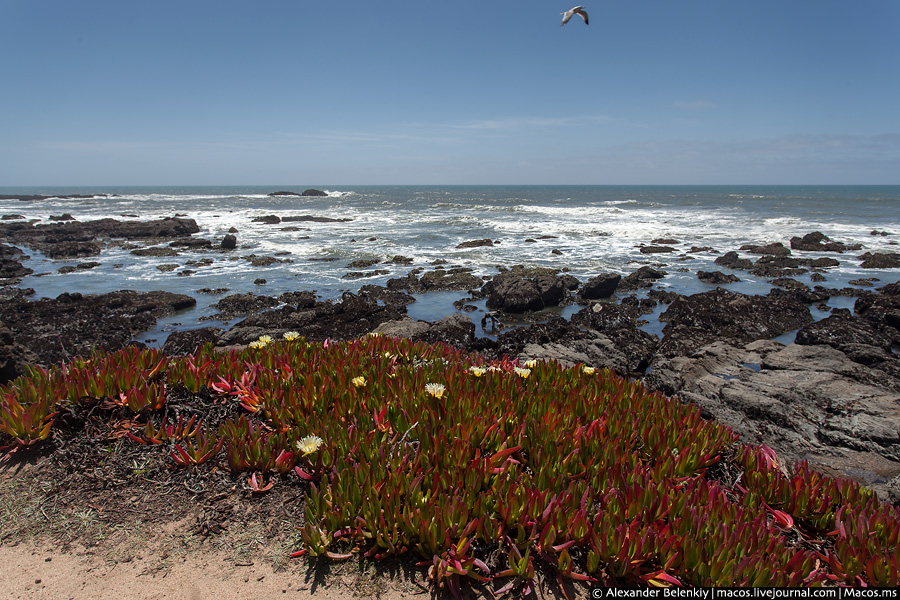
[1,185,898,345]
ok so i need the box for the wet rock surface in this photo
[387,267,484,293]
[0,290,196,375]
[790,231,863,253]
[0,216,200,258]
[216,291,407,347]
[656,287,813,357]
[482,269,575,313]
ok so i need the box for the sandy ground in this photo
[0,542,422,600]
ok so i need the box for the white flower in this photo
[425,383,446,399]
[248,340,266,349]
[296,435,324,456]
[468,366,486,377]
[283,331,301,341]
[523,359,537,368]
[513,367,531,379]
[582,366,596,375]
[258,335,273,345]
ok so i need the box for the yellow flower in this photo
[514,367,531,379]
[582,366,596,375]
[523,359,537,368]
[283,331,300,341]
[425,383,446,398]
[296,435,324,456]
[468,366,486,377]
[258,335,273,345]
[351,376,367,388]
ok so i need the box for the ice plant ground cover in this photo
[1,335,899,595]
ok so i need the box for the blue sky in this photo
[1,0,898,185]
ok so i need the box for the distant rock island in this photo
[0,193,115,202]
[268,189,328,197]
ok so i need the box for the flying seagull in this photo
[561,6,589,26]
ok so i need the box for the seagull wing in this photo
[561,6,587,26]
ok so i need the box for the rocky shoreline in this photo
[1,214,899,501]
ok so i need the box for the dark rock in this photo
[790,231,862,253]
[616,266,667,292]
[169,237,213,249]
[358,285,416,306]
[571,301,641,331]
[387,268,482,293]
[714,251,753,270]
[281,215,352,223]
[848,278,878,287]
[639,245,676,254]
[858,252,900,269]
[162,327,224,356]
[648,289,683,304]
[251,215,282,224]
[386,255,413,265]
[49,213,76,222]
[46,241,103,259]
[657,288,812,357]
[207,293,280,320]
[0,244,33,282]
[347,259,380,269]
[243,255,291,267]
[1,290,196,368]
[254,279,266,285]
[747,256,808,278]
[0,193,113,202]
[301,189,328,197]
[652,238,679,245]
[216,291,406,346]
[766,282,830,305]
[278,291,318,309]
[456,239,494,249]
[1,215,25,220]
[0,216,200,259]
[268,191,302,196]
[343,270,390,280]
[740,242,791,256]
[796,312,895,355]
[131,246,180,257]
[697,271,739,284]
[854,284,900,340]
[221,234,237,250]
[57,261,101,274]
[0,323,40,385]
[482,270,572,313]
[497,312,657,377]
